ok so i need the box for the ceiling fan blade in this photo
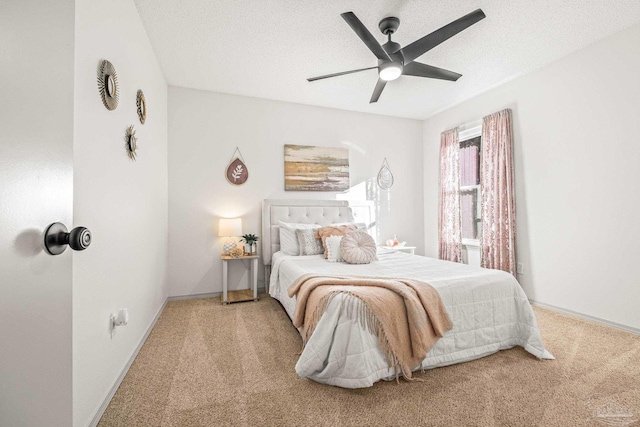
[401,9,486,64]
[341,12,390,61]
[307,66,377,82]
[403,62,462,81]
[369,78,387,103]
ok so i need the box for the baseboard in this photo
[89,298,168,427]
[168,286,267,301]
[530,299,640,336]
[168,291,221,301]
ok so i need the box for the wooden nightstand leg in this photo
[222,259,228,304]
[252,258,258,300]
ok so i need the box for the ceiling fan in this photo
[307,9,486,103]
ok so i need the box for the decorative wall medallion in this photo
[125,125,138,161]
[97,60,119,110]
[377,158,394,189]
[136,90,146,124]
[225,147,249,185]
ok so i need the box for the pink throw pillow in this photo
[315,224,359,258]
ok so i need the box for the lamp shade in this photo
[218,218,242,237]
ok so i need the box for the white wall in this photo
[423,23,640,330]
[0,1,74,425]
[73,1,168,426]
[168,87,423,297]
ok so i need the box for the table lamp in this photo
[218,218,242,255]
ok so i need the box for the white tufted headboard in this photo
[261,199,375,267]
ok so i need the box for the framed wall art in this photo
[284,144,349,191]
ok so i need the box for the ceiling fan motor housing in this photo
[378,41,404,81]
[382,40,403,63]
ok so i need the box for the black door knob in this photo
[44,222,92,255]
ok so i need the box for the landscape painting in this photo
[284,144,349,191]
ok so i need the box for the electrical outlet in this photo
[516,263,524,275]
[110,308,129,338]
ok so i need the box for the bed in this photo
[262,199,553,388]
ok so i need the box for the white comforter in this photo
[269,251,554,388]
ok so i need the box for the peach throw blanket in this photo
[288,274,453,380]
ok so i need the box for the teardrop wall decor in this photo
[225,148,248,185]
[377,158,394,189]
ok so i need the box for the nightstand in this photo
[377,246,416,255]
[221,255,259,304]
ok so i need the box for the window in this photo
[459,122,482,244]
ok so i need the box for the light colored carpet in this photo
[98,296,640,427]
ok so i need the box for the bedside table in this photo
[221,255,259,304]
[377,246,416,255]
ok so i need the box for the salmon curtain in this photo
[438,128,461,262]
[480,109,516,275]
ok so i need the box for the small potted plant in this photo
[241,234,259,255]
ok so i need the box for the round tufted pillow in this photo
[340,231,377,264]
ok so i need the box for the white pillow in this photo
[278,221,319,255]
[325,235,344,263]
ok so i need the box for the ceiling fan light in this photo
[379,62,403,81]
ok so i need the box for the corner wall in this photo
[423,23,640,330]
[168,87,424,297]
[73,1,168,425]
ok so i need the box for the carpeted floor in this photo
[98,296,640,427]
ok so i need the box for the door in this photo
[0,1,75,426]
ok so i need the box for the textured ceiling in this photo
[134,0,640,120]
